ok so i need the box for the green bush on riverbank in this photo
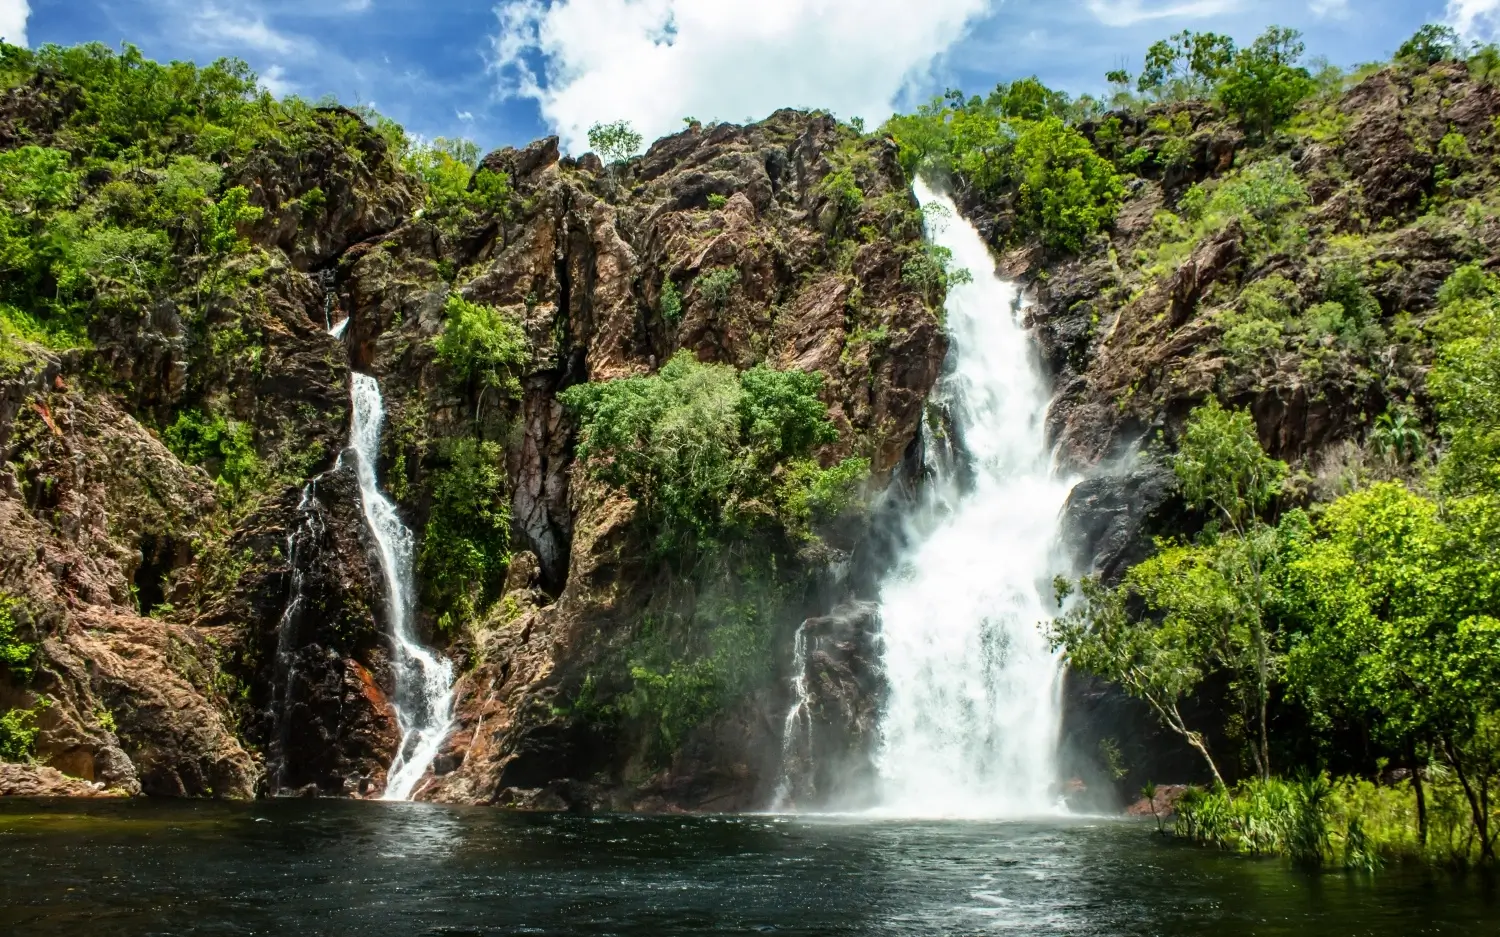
[1172,775,1493,869]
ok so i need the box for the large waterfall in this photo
[347,373,456,801]
[869,179,1077,817]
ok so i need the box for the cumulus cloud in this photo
[0,0,28,47]
[1084,0,1240,28]
[259,64,297,98]
[1309,0,1349,18]
[187,4,308,57]
[1449,0,1500,41]
[490,0,995,154]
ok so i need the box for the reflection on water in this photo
[1,800,1496,936]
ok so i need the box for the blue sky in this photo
[13,1,1475,154]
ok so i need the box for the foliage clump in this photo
[560,350,864,558]
[587,120,644,164]
[883,93,1124,253]
[419,439,512,635]
[432,294,529,397]
[163,409,262,504]
[0,593,36,680]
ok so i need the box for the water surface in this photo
[1,800,1495,935]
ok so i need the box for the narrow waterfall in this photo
[347,373,456,801]
[770,622,814,809]
[268,482,322,793]
[870,179,1077,817]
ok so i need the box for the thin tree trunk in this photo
[1444,737,1494,862]
[1409,739,1428,847]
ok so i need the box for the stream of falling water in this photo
[347,373,455,801]
[867,179,1078,817]
[770,622,813,810]
[268,482,321,793]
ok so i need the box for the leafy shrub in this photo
[559,351,842,558]
[1396,24,1463,66]
[0,592,36,679]
[658,276,682,323]
[403,138,513,228]
[705,193,728,210]
[163,409,261,501]
[1217,27,1316,139]
[778,457,870,536]
[901,242,971,306]
[1011,117,1125,252]
[696,266,740,308]
[0,698,46,762]
[1138,30,1237,100]
[419,439,511,634]
[432,294,529,396]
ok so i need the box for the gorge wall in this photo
[3,43,1495,809]
[0,49,944,807]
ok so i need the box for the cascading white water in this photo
[870,179,1077,818]
[347,373,456,802]
[771,622,814,809]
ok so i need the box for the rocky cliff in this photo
[966,59,1500,799]
[0,45,943,807]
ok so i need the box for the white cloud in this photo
[188,4,306,56]
[1310,0,1349,18]
[0,0,29,47]
[260,64,297,97]
[490,0,996,154]
[1449,0,1500,41]
[1084,0,1239,28]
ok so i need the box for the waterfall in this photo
[268,482,322,793]
[771,621,814,809]
[869,179,1077,817]
[347,373,456,801]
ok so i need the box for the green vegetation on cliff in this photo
[1009,19,1500,866]
[1052,260,1500,865]
[562,350,864,559]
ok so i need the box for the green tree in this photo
[988,76,1071,121]
[1428,265,1500,497]
[198,184,262,310]
[1050,400,1290,782]
[560,351,842,559]
[432,293,530,399]
[1284,483,1500,859]
[1396,24,1463,65]
[1218,26,1316,139]
[419,439,512,634]
[1139,30,1237,99]
[587,120,643,164]
[0,593,36,680]
[1011,117,1124,252]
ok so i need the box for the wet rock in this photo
[0,763,125,798]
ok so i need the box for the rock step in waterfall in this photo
[346,372,456,802]
[774,180,1079,817]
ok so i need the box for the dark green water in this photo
[1,800,1496,936]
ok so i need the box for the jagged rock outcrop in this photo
[0,91,945,807]
[0,359,257,798]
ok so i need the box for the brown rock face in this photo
[0,763,125,798]
[0,108,945,808]
[0,360,258,799]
